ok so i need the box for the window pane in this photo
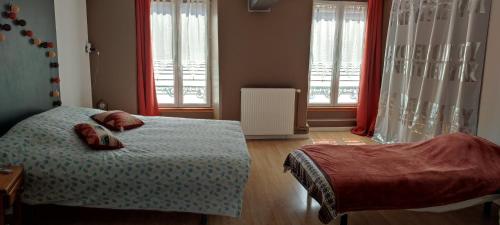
[337,4,366,104]
[309,3,337,105]
[151,1,176,105]
[180,0,208,105]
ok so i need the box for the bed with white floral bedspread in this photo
[0,106,250,217]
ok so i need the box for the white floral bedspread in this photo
[0,106,250,217]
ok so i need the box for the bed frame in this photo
[306,194,499,225]
[200,215,208,225]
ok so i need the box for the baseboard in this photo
[307,118,356,128]
[309,127,354,132]
[307,118,356,122]
[245,133,310,140]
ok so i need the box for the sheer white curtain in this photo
[180,0,208,105]
[151,0,209,106]
[340,6,366,66]
[308,1,367,105]
[374,0,492,143]
[151,0,176,105]
[310,3,337,66]
[151,1,175,64]
[338,4,366,104]
[309,3,337,104]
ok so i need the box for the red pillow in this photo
[91,110,144,131]
[74,123,124,150]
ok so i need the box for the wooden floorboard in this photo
[27,132,497,225]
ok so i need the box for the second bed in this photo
[284,133,500,224]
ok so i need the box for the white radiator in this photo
[241,88,297,136]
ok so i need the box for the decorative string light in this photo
[1,2,62,107]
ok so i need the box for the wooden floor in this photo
[28,132,497,225]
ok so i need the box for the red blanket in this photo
[300,133,500,213]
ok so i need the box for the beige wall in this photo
[478,0,500,145]
[217,0,312,131]
[86,0,313,131]
[55,0,93,108]
[85,0,393,132]
[86,0,138,114]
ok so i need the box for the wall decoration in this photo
[21,29,32,37]
[9,4,19,13]
[0,23,10,41]
[1,2,61,106]
[13,19,25,26]
[0,0,60,134]
[0,23,10,30]
[31,37,41,45]
[47,51,56,58]
[7,12,15,19]
[50,90,60,97]
[50,77,60,84]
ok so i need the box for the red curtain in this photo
[352,0,384,137]
[136,0,160,116]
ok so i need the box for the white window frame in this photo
[307,0,367,107]
[153,0,212,108]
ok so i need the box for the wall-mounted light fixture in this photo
[248,0,279,13]
[85,42,99,56]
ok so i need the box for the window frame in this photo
[307,0,367,108]
[152,0,212,108]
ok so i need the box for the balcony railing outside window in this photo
[153,60,207,105]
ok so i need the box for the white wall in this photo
[478,0,500,145]
[54,0,93,108]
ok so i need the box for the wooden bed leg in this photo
[483,202,492,217]
[200,214,208,225]
[340,214,348,225]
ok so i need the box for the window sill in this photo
[307,106,357,112]
[159,107,214,113]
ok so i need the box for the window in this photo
[308,1,367,106]
[151,0,210,107]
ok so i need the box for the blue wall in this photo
[0,0,59,135]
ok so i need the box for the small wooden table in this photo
[0,166,23,225]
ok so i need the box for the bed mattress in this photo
[0,106,251,217]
